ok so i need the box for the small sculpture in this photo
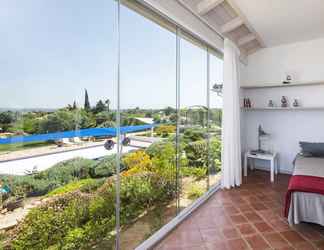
[293,99,299,107]
[243,98,252,108]
[268,100,274,107]
[283,74,292,84]
[281,96,288,108]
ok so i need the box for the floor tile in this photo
[200,228,224,243]
[280,230,306,246]
[205,241,228,250]
[230,214,248,224]
[245,234,271,250]
[254,221,274,233]
[237,223,257,236]
[243,211,264,222]
[226,238,249,250]
[250,202,268,211]
[263,232,290,249]
[222,227,240,240]
[294,241,316,250]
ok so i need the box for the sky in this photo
[0,0,223,110]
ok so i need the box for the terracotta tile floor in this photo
[154,170,324,250]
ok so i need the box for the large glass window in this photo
[209,53,223,187]
[179,37,208,209]
[0,1,223,249]
[118,4,177,249]
[0,1,118,249]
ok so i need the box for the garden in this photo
[0,127,221,250]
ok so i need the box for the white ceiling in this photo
[231,0,324,47]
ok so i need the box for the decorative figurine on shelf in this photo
[248,98,252,108]
[243,98,252,108]
[293,99,299,107]
[250,125,271,155]
[243,98,247,108]
[281,96,288,108]
[268,100,274,107]
[283,74,292,84]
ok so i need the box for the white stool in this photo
[244,151,278,182]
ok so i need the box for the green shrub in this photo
[146,141,175,163]
[181,167,207,180]
[79,178,105,193]
[47,179,102,197]
[182,128,206,142]
[184,140,208,168]
[90,155,116,178]
[0,158,96,198]
[154,125,175,137]
[10,172,176,250]
[0,157,116,198]
[62,228,86,250]
[35,157,95,184]
[184,138,221,171]
[210,138,222,173]
[187,184,204,200]
[12,192,91,250]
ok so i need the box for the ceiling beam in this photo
[221,17,243,33]
[226,0,266,48]
[246,45,261,55]
[237,33,256,46]
[197,0,224,15]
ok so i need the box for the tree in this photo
[73,101,77,110]
[0,111,15,132]
[105,99,110,112]
[93,100,106,114]
[0,111,14,125]
[164,106,175,116]
[38,110,75,133]
[84,89,91,111]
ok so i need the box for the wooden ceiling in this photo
[177,0,265,56]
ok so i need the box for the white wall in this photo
[241,37,324,85]
[241,37,324,173]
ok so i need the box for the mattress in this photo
[288,155,324,225]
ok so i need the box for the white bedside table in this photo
[244,151,278,182]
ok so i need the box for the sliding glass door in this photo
[0,1,118,249]
[209,53,224,187]
[118,4,177,249]
[0,1,223,249]
[178,36,209,210]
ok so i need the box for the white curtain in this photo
[221,39,242,189]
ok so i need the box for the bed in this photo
[285,154,324,226]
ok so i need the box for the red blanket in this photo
[284,175,324,217]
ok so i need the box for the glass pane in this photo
[179,38,208,210]
[209,54,223,187]
[117,5,177,250]
[0,1,117,249]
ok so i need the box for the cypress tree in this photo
[84,89,90,111]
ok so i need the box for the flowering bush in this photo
[154,125,176,137]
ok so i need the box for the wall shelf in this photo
[241,80,324,89]
[242,107,324,111]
